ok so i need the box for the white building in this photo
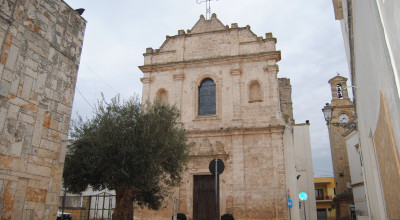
[344,129,368,219]
[293,124,318,220]
[332,0,400,219]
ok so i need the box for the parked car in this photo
[57,210,72,220]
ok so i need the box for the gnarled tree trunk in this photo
[113,188,136,220]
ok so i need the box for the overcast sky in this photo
[64,0,350,177]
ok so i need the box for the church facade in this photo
[138,14,312,220]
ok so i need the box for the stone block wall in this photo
[0,0,86,219]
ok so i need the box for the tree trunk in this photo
[113,188,135,220]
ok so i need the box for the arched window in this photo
[198,78,216,115]
[156,88,168,103]
[249,81,261,102]
[337,84,343,99]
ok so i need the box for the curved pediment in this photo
[141,14,279,67]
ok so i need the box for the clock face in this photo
[339,113,350,123]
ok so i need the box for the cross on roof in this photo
[196,0,218,19]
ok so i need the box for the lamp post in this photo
[299,192,308,220]
[322,103,356,129]
[322,103,333,123]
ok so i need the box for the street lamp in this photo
[322,103,356,129]
[322,103,333,123]
[299,192,308,220]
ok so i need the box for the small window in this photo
[337,84,343,99]
[198,78,216,115]
[315,189,324,200]
[249,81,261,102]
[156,88,168,103]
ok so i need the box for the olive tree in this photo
[63,96,189,219]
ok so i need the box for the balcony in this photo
[316,195,333,202]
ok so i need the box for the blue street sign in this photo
[299,192,308,201]
[287,198,293,208]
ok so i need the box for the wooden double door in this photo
[193,175,219,220]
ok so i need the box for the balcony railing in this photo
[316,195,333,201]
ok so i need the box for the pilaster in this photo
[264,63,280,112]
[173,71,185,112]
[230,65,242,127]
[231,131,245,218]
[140,75,152,103]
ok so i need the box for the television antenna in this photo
[196,0,218,19]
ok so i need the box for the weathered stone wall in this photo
[0,0,86,219]
[278,78,293,124]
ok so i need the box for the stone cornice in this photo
[264,64,279,73]
[138,51,281,73]
[188,153,229,159]
[185,125,286,137]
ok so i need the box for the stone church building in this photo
[138,14,316,220]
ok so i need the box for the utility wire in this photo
[81,60,120,95]
[74,60,121,112]
[76,87,95,111]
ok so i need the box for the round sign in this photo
[287,198,293,208]
[209,159,225,175]
[299,192,308,201]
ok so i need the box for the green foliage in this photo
[63,96,189,210]
[221,213,234,220]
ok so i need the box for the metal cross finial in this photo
[196,0,218,19]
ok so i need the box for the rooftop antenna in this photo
[196,0,218,19]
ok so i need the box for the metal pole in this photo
[87,196,92,220]
[215,159,218,220]
[173,198,178,220]
[102,192,105,219]
[303,200,307,220]
[62,190,66,220]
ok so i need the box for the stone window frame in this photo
[248,79,263,103]
[194,75,221,120]
[198,78,216,115]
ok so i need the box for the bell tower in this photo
[323,75,355,220]
[329,75,351,101]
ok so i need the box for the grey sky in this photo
[64,0,350,177]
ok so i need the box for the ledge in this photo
[138,51,281,72]
[189,153,229,159]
